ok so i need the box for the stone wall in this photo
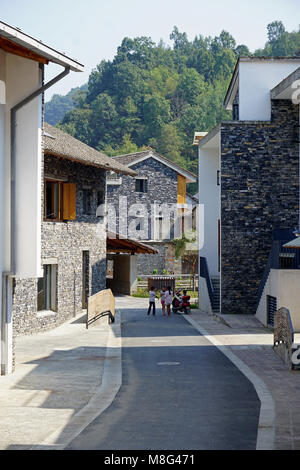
[107,157,178,239]
[136,242,182,275]
[107,157,184,274]
[13,155,107,336]
[221,100,299,315]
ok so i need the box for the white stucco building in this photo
[0,21,83,374]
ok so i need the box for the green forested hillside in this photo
[47,21,300,178]
[45,84,88,125]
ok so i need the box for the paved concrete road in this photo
[67,308,260,450]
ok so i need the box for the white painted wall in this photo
[0,50,5,370]
[256,269,300,332]
[199,277,213,314]
[198,145,220,277]
[239,60,300,121]
[5,53,43,278]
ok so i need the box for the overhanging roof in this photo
[107,232,158,254]
[197,125,220,150]
[224,56,300,110]
[0,21,83,71]
[271,66,300,100]
[283,237,300,249]
[43,123,137,176]
[193,132,208,146]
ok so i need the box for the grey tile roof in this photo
[113,149,197,181]
[43,123,136,176]
[112,150,151,166]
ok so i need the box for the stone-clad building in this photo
[13,123,135,335]
[195,57,300,317]
[106,150,197,275]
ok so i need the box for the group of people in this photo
[147,286,191,316]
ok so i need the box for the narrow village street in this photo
[3,295,300,450]
[67,297,260,450]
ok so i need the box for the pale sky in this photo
[1,0,299,100]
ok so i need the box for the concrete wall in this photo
[107,254,137,295]
[256,269,300,332]
[239,60,300,121]
[5,53,43,278]
[199,277,213,314]
[198,144,220,277]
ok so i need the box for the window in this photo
[45,181,62,220]
[37,264,57,312]
[135,178,148,193]
[83,189,92,215]
[44,180,76,221]
[217,170,220,186]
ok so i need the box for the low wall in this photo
[256,269,300,330]
[199,277,213,314]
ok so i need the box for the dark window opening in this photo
[135,179,148,193]
[45,181,62,220]
[37,264,57,312]
[83,189,92,215]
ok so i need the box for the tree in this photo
[176,68,207,105]
[170,26,189,51]
[267,21,285,44]
[235,44,251,57]
[143,94,171,139]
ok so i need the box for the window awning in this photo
[283,237,300,249]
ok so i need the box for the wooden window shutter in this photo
[177,175,186,204]
[63,183,76,220]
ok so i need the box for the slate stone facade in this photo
[107,157,180,275]
[220,100,299,315]
[13,155,107,336]
[136,241,182,275]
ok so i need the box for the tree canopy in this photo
[45,21,300,193]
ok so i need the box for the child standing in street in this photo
[147,286,158,316]
[160,286,166,316]
[164,286,173,317]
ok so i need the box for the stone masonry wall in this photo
[107,157,183,274]
[13,155,107,336]
[107,157,178,239]
[221,100,299,315]
[136,241,182,275]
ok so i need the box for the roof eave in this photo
[125,151,197,183]
[0,21,83,72]
[44,149,137,175]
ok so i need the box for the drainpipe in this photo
[1,66,70,375]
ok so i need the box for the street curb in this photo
[31,309,123,450]
[181,314,276,451]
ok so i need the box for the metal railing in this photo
[86,288,115,328]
